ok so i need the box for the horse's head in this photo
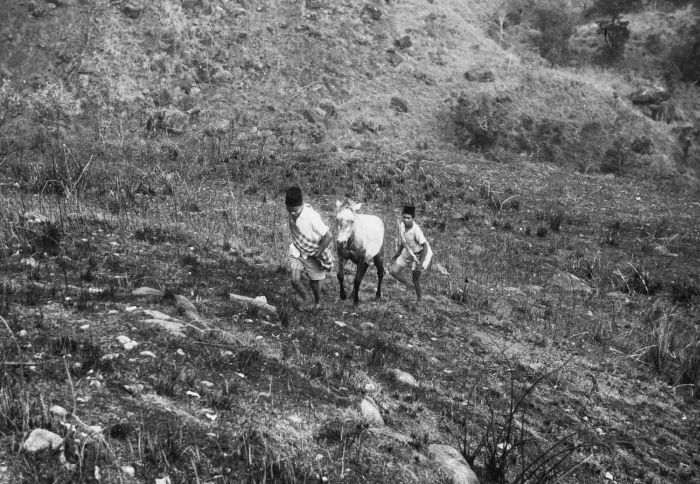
[335,200,361,247]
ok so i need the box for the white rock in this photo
[199,381,214,388]
[22,428,64,453]
[123,341,138,351]
[120,465,135,477]
[143,309,176,320]
[334,320,347,328]
[176,349,185,356]
[605,471,614,480]
[116,335,132,345]
[253,295,268,304]
[186,391,201,399]
[79,324,90,331]
[547,271,593,295]
[18,330,28,338]
[392,369,419,387]
[125,306,138,312]
[140,351,156,358]
[360,398,384,426]
[428,444,480,484]
[155,477,171,484]
[434,263,449,275]
[49,405,68,418]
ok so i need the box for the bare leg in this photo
[412,269,422,302]
[390,260,413,289]
[310,280,322,309]
[291,269,308,302]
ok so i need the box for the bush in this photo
[600,139,632,175]
[451,93,512,151]
[531,6,577,65]
[587,0,641,64]
[669,19,700,84]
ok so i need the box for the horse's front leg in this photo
[374,254,385,300]
[337,255,347,300]
[353,261,370,306]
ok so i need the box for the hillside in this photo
[0,0,699,483]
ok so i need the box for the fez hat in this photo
[402,204,416,218]
[285,186,303,207]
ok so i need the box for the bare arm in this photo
[316,231,333,256]
[414,242,429,271]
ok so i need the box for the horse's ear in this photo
[335,200,342,208]
[352,203,362,211]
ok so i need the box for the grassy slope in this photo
[1,0,699,483]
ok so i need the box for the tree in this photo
[589,0,643,23]
[532,6,577,65]
[588,0,642,63]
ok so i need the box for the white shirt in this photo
[288,204,329,259]
[402,223,427,253]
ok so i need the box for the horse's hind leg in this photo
[353,260,370,305]
[373,254,384,300]
[337,256,347,300]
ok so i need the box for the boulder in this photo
[386,49,404,66]
[122,3,142,19]
[318,102,336,117]
[390,96,408,113]
[428,444,480,484]
[300,109,317,124]
[49,405,68,419]
[464,70,495,82]
[547,271,593,295]
[395,35,412,49]
[391,369,419,387]
[362,5,382,20]
[360,398,384,426]
[467,245,485,257]
[629,86,671,105]
[22,429,63,453]
[204,119,231,137]
[350,118,380,134]
[147,108,188,135]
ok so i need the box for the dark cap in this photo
[285,186,303,207]
[402,204,416,218]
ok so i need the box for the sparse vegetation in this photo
[0,0,698,483]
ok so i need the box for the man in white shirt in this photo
[390,204,433,303]
[286,186,334,310]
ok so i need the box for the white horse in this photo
[335,200,385,305]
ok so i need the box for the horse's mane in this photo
[337,199,359,212]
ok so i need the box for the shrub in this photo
[669,276,700,305]
[587,0,641,64]
[600,139,632,175]
[531,6,578,65]
[669,18,700,84]
[451,93,511,151]
[614,264,662,296]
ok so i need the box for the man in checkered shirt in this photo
[285,186,334,311]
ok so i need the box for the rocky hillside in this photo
[1,0,698,175]
[0,1,699,483]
